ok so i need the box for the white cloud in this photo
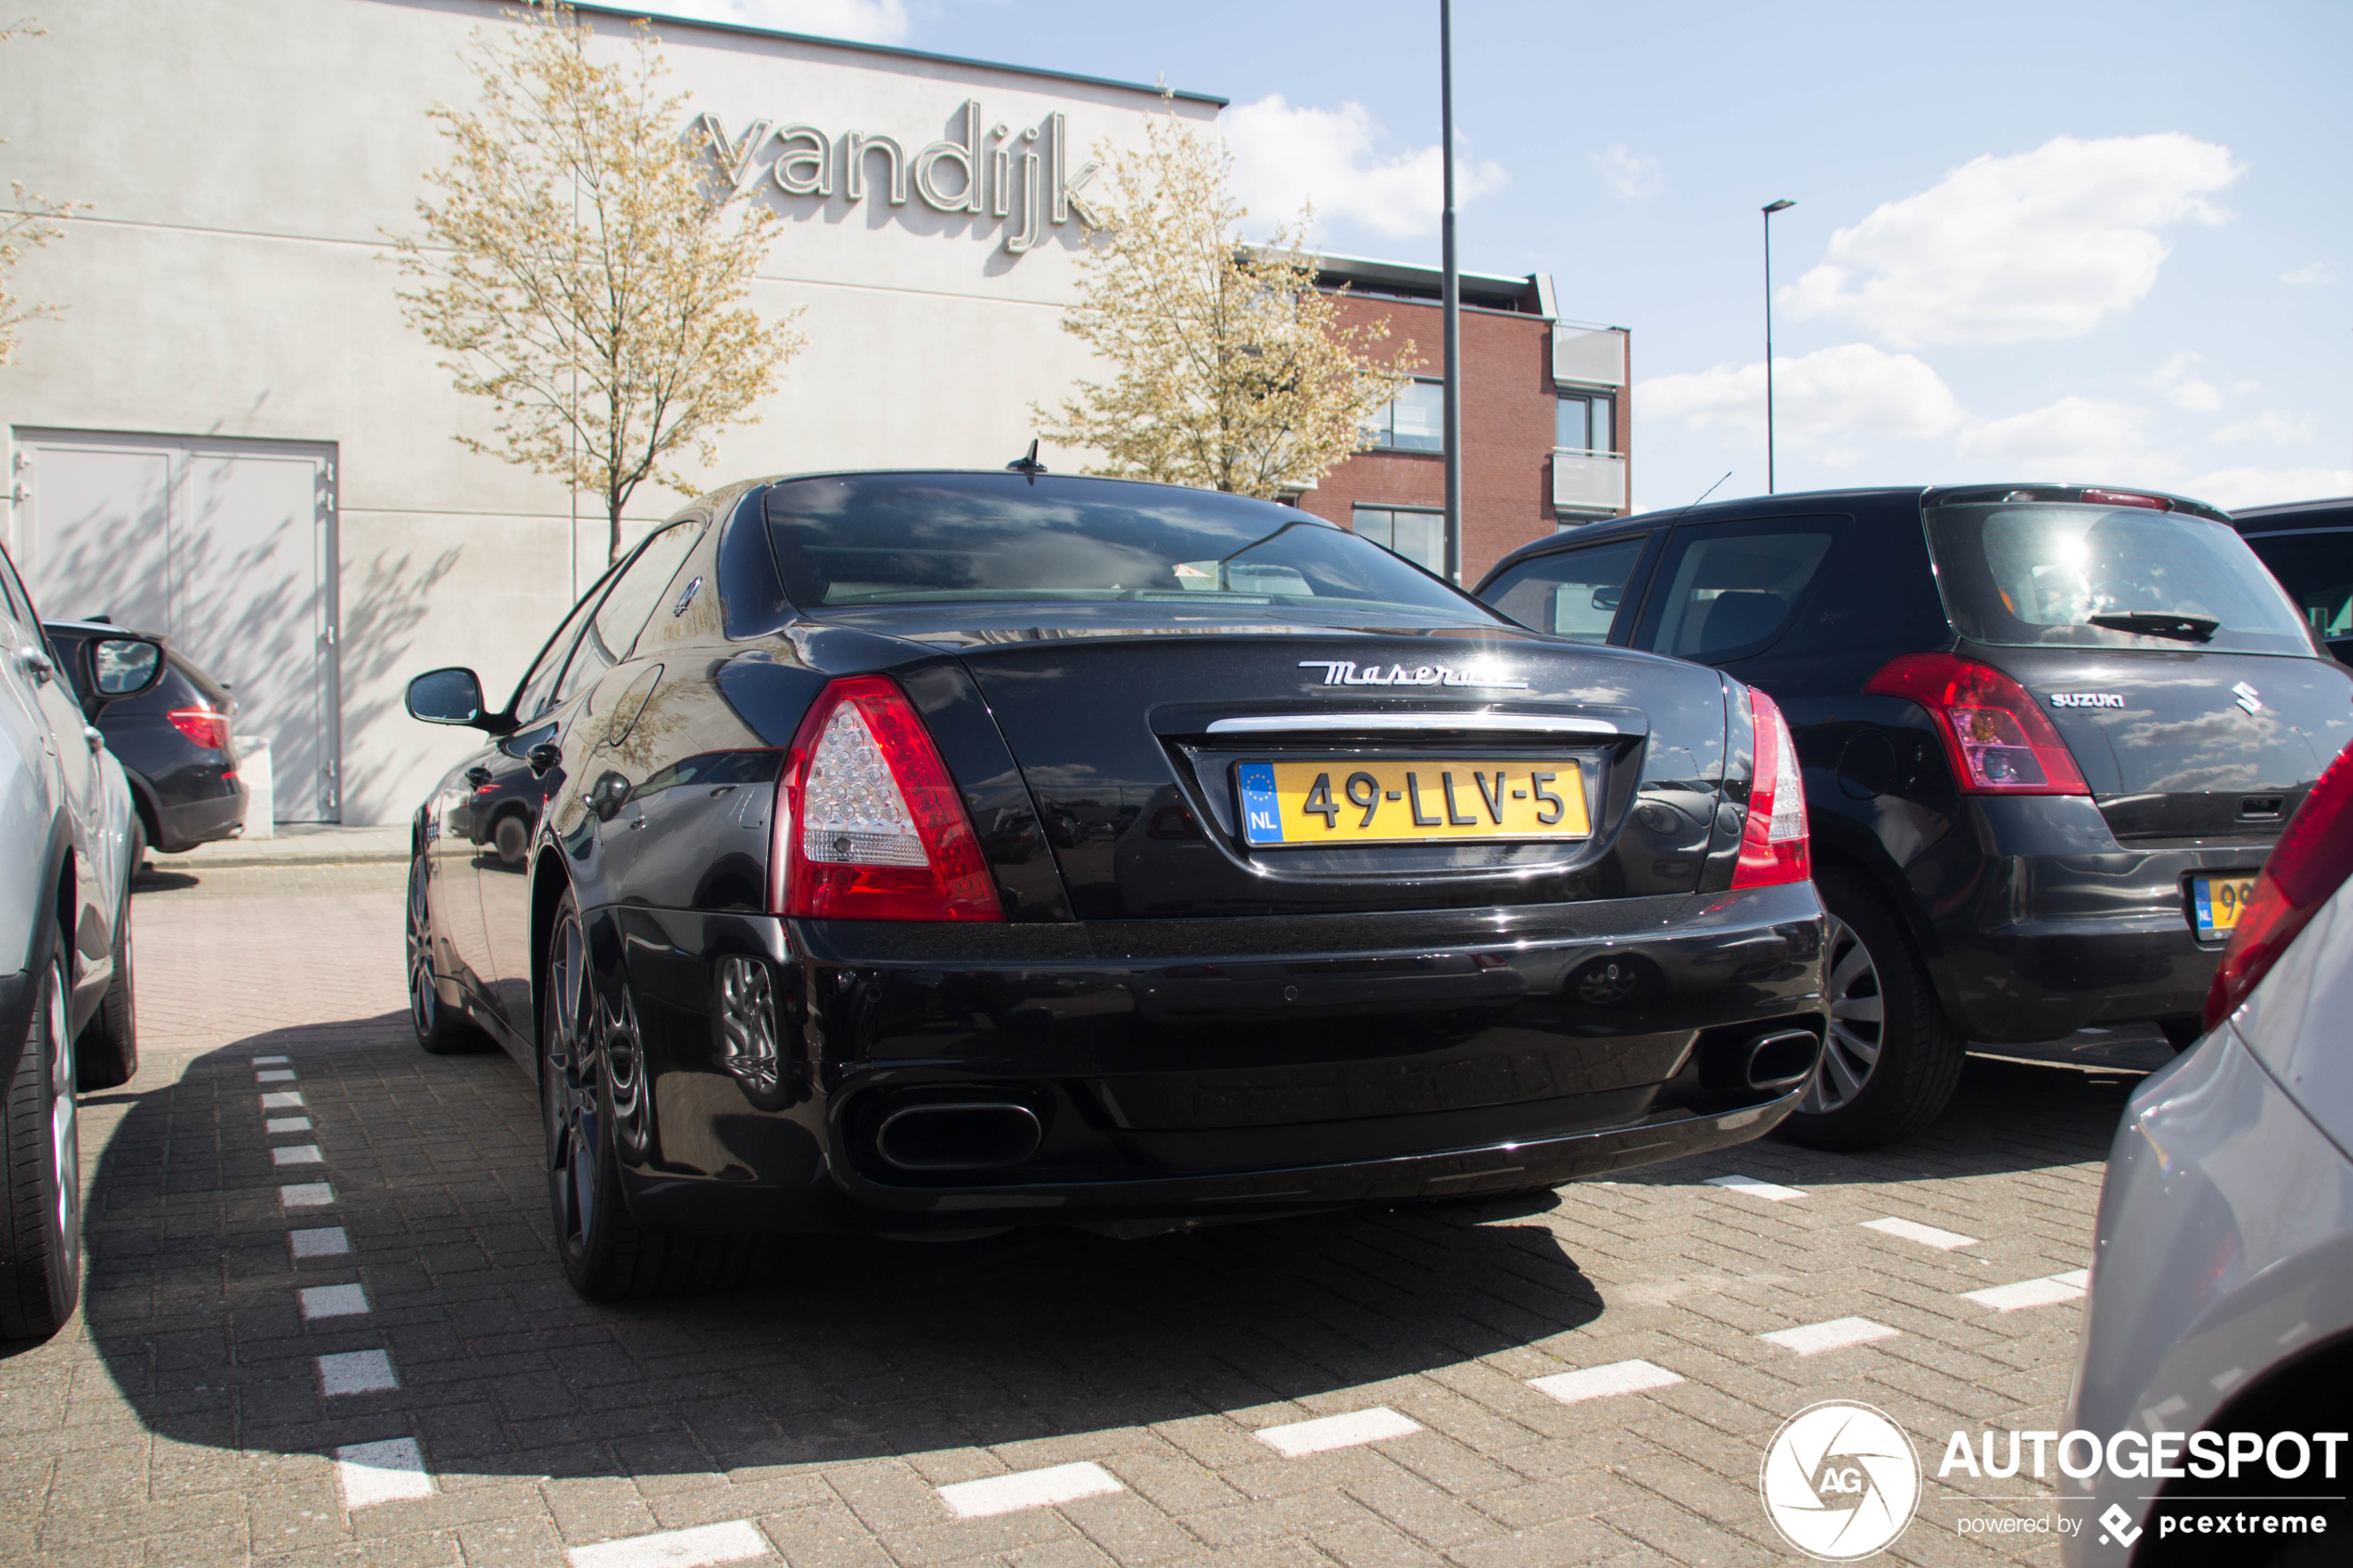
[2182,467,2353,510]
[2216,410,2321,445]
[1955,395,2162,480]
[2148,351,2222,412]
[2282,260,2338,286]
[1780,133,2244,347]
[1223,94,1507,241]
[1640,343,1965,467]
[651,0,910,44]
[1589,143,1662,199]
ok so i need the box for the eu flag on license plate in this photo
[1237,761,1284,845]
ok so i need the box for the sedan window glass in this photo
[557,521,701,704]
[1482,536,1645,643]
[1647,529,1833,660]
[761,473,1498,623]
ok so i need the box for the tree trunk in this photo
[608,488,624,564]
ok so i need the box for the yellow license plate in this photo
[2192,874,2259,938]
[1236,759,1590,847]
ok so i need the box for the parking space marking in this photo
[1758,1317,1901,1355]
[1862,1216,1980,1250]
[252,1055,290,1065]
[1527,1359,1686,1405]
[565,1519,770,1568]
[299,1284,371,1321]
[271,1144,325,1167]
[260,1090,305,1110]
[265,1115,313,1135]
[334,1437,434,1508]
[288,1225,351,1260]
[1254,1406,1423,1456]
[1705,1173,1806,1201]
[256,1069,297,1083]
[278,1182,335,1208]
[937,1461,1125,1519]
[1960,1269,2091,1311]
[317,1348,398,1396]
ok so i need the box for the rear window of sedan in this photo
[761,472,1498,623]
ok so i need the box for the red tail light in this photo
[1864,652,2089,795]
[774,675,1002,922]
[1730,687,1811,888]
[2203,737,2353,1029]
[2079,488,2174,511]
[167,709,230,749]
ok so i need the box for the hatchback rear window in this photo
[1926,503,2313,655]
[761,473,1496,623]
[2241,531,2353,643]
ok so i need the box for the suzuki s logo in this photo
[2050,693,2126,709]
[1298,660,1529,689]
[1760,1401,1921,1561]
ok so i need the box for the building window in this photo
[1353,507,1445,573]
[1362,380,1444,453]
[1557,393,1615,455]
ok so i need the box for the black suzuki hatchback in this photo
[1478,484,2353,1148]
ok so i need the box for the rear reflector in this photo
[2204,735,2353,1029]
[775,675,1001,922]
[1730,687,1810,888]
[167,709,230,749]
[1864,653,2089,795]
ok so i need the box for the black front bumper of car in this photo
[590,882,1829,1235]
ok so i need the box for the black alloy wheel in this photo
[76,888,138,1091]
[407,855,484,1054]
[0,947,82,1340]
[1779,866,1965,1150]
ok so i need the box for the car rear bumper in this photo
[594,883,1830,1234]
[152,775,247,851]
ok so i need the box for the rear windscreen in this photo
[2242,531,2353,643]
[761,473,1498,624]
[1925,503,2314,655]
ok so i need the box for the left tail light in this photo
[1730,686,1811,888]
[2203,735,2353,1029]
[1864,652,2089,796]
[167,709,230,749]
[774,674,1002,922]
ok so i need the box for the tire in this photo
[541,888,762,1300]
[408,855,488,1055]
[0,947,82,1341]
[492,811,529,868]
[2158,1016,2204,1053]
[1778,866,1965,1151]
[77,891,138,1092]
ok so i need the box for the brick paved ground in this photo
[0,862,2155,1566]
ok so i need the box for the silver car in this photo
[0,539,144,1343]
[2067,739,2353,1564]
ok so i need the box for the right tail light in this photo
[2203,736,2353,1029]
[1864,652,2088,795]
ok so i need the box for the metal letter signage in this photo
[2048,693,2127,709]
[1297,660,1531,690]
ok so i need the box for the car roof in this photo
[735,468,1329,514]
[2230,496,2353,533]
[44,617,166,640]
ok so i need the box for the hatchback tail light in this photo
[2203,736,2353,1029]
[1864,652,2089,795]
[1730,687,1811,888]
[774,675,1001,922]
[167,709,230,749]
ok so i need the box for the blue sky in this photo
[673,0,2352,515]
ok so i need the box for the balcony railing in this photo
[1554,325,1628,390]
[1553,450,1627,514]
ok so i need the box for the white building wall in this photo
[0,0,1213,823]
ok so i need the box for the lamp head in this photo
[1763,199,1796,215]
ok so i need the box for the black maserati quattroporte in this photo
[405,470,1829,1299]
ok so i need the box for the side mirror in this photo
[1591,585,1623,612]
[90,637,166,703]
[407,667,488,727]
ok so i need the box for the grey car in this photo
[2066,736,2353,1564]
[0,540,145,1342]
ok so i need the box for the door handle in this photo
[464,766,495,789]
[527,743,562,778]
[83,725,105,753]
[18,646,53,684]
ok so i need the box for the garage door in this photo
[12,430,341,823]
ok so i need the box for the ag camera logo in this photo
[1760,1400,1921,1561]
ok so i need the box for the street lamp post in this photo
[1440,0,1463,582]
[1762,198,1794,495]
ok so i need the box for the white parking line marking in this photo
[1961,1269,2090,1311]
[271,1145,325,1167]
[289,1226,351,1260]
[266,1116,313,1135]
[1758,1317,1900,1355]
[335,1437,434,1507]
[566,1519,770,1568]
[937,1461,1124,1519]
[1527,1359,1685,1405]
[1254,1406,1422,1456]
[1863,1216,1979,1250]
[261,1091,305,1110]
[1705,1173,1806,1201]
[317,1349,397,1397]
[279,1183,335,1209]
[252,1055,290,1065]
[300,1284,370,1320]
[256,1070,297,1083]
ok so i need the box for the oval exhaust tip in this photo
[1746,1028,1822,1094]
[875,1102,1043,1172]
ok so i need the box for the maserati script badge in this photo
[1298,660,1529,689]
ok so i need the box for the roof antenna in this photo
[1006,438,1047,482]
[1669,470,1732,521]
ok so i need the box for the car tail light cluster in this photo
[1730,687,1810,888]
[2203,736,2353,1029]
[774,675,1001,922]
[167,708,230,749]
[1864,652,2089,795]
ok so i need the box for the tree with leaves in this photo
[1037,107,1415,498]
[392,1,800,562]
[0,19,75,365]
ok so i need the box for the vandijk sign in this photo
[698,106,1101,256]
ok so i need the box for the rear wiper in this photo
[2087,610,2220,644]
